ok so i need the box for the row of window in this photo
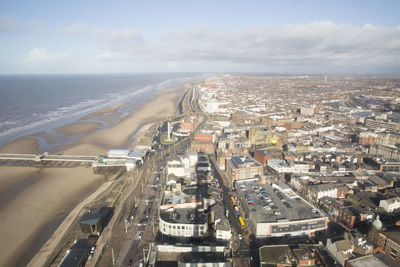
[160,221,207,236]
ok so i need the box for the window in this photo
[391,249,396,258]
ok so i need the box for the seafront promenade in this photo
[0,85,187,266]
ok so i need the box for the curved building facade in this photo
[159,208,208,238]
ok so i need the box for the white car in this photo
[238,234,242,240]
[264,206,271,210]
[274,211,281,216]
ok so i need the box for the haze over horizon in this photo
[1,0,400,75]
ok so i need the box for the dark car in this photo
[128,259,133,267]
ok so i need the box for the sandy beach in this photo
[79,89,179,148]
[0,137,39,154]
[0,87,180,266]
[0,167,105,266]
[56,122,102,135]
[79,102,127,120]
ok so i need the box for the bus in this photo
[234,206,241,215]
[238,216,246,230]
[231,196,237,206]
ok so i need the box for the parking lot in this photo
[236,181,320,222]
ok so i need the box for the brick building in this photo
[225,156,263,184]
[253,149,273,166]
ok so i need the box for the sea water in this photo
[0,73,196,149]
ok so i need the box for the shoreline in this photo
[0,86,182,266]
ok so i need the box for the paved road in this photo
[209,156,250,258]
[119,162,164,267]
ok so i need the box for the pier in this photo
[0,151,145,174]
[0,153,96,167]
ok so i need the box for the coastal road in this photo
[119,162,163,267]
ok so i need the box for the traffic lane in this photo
[122,172,160,266]
[210,161,243,234]
[121,183,156,265]
[211,161,245,249]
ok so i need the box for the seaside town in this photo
[3,75,400,267]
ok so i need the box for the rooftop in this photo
[236,181,324,223]
[231,156,262,168]
[345,253,400,267]
[259,244,315,265]
[255,149,273,156]
[160,208,207,224]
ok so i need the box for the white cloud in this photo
[139,21,400,73]
[64,22,90,34]
[64,23,143,45]
[167,61,179,69]
[23,47,68,64]
[27,21,400,73]
[0,15,19,32]
[105,29,142,43]
[97,51,114,60]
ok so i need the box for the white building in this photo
[379,197,400,212]
[215,219,231,242]
[206,102,219,114]
[236,181,327,238]
[308,183,338,202]
[254,217,327,238]
[159,208,208,238]
[167,159,186,177]
[301,106,315,116]
[267,159,309,174]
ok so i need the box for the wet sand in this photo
[0,87,180,266]
[79,102,127,120]
[0,137,39,154]
[56,122,102,135]
[79,89,178,148]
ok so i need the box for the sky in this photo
[0,0,400,74]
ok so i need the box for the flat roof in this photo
[162,191,193,206]
[259,245,292,264]
[180,252,227,263]
[231,156,261,168]
[255,149,272,156]
[160,208,207,224]
[236,181,323,223]
[346,253,400,267]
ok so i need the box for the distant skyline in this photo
[1,0,400,74]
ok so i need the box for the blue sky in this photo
[1,0,400,74]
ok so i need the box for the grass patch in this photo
[160,134,178,145]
